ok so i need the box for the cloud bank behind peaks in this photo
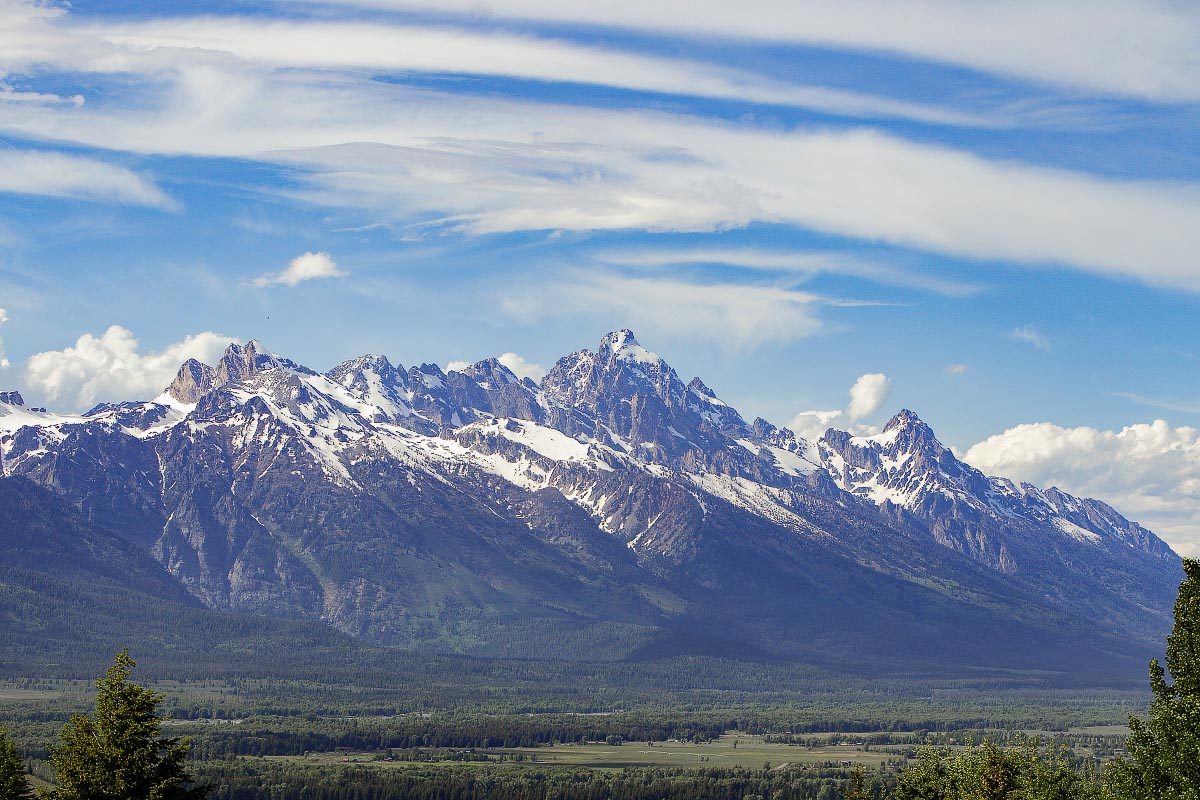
[447,352,546,381]
[790,372,892,441]
[497,352,547,382]
[964,420,1200,557]
[22,327,235,411]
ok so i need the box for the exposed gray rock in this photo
[0,332,1181,671]
[167,359,218,404]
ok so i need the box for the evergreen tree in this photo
[845,764,873,800]
[0,726,32,800]
[43,650,210,800]
[894,749,949,800]
[1109,558,1200,800]
[895,738,1103,800]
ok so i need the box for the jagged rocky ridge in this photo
[0,330,1181,673]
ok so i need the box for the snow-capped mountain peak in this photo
[3,333,1178,573]
[461,357,520,388]
[877,409,944,453]
[325,353,414,424]
[816,409,1174,559]
[0,330,1180,673]
[598,328,661,367]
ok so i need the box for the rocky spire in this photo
[166,360,217,404]
[215,340,268,386]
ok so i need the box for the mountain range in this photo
[0,330,1181,677]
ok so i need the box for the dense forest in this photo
[198,763,891,800]
[2,560,1196,799]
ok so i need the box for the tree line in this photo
[3,558,1199,799]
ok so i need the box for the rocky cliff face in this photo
[0,331,1181,672]
[167,359,217,404]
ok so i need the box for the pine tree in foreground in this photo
[1109,558,1200,800]
[43,650,210,800]
[0,726,32,800]
[894,737,1104,800]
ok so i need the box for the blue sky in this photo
[2,0,1200,553]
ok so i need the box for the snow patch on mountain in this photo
[687,471,825,537]
[604,328,662,367]
[1,333,1176,571]
[1054,516,1104,543]
[0,403,85,433]
[477,418,592,463]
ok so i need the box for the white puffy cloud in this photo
[22,326,234,411]
[789,372,892,441]
[497,352,546,382]
[1010,324,1052,351]
[788,408,844,443]
[0,149,176,209]
[447,352,547,380]
[252,252,347,288]
[963,420,1200,557]
[945,363,968,375]
[847,373,892,420]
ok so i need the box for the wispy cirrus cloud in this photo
[2,2,1094,132]
[91,17,997,128]
[2,2,1199,293]
[0,149,176,209]
[309,0,1200,102]
[0,306,9,369]
[1113,391,1200,415]
[1010,324,1052,351]
[502,272,855,349]
[269,126,1200,290]
[595,247,984,296]
[0,85,83,107]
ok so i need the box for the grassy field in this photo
[1069,725,1132,735]
[0,686,65,701]
[260,731,906,772]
